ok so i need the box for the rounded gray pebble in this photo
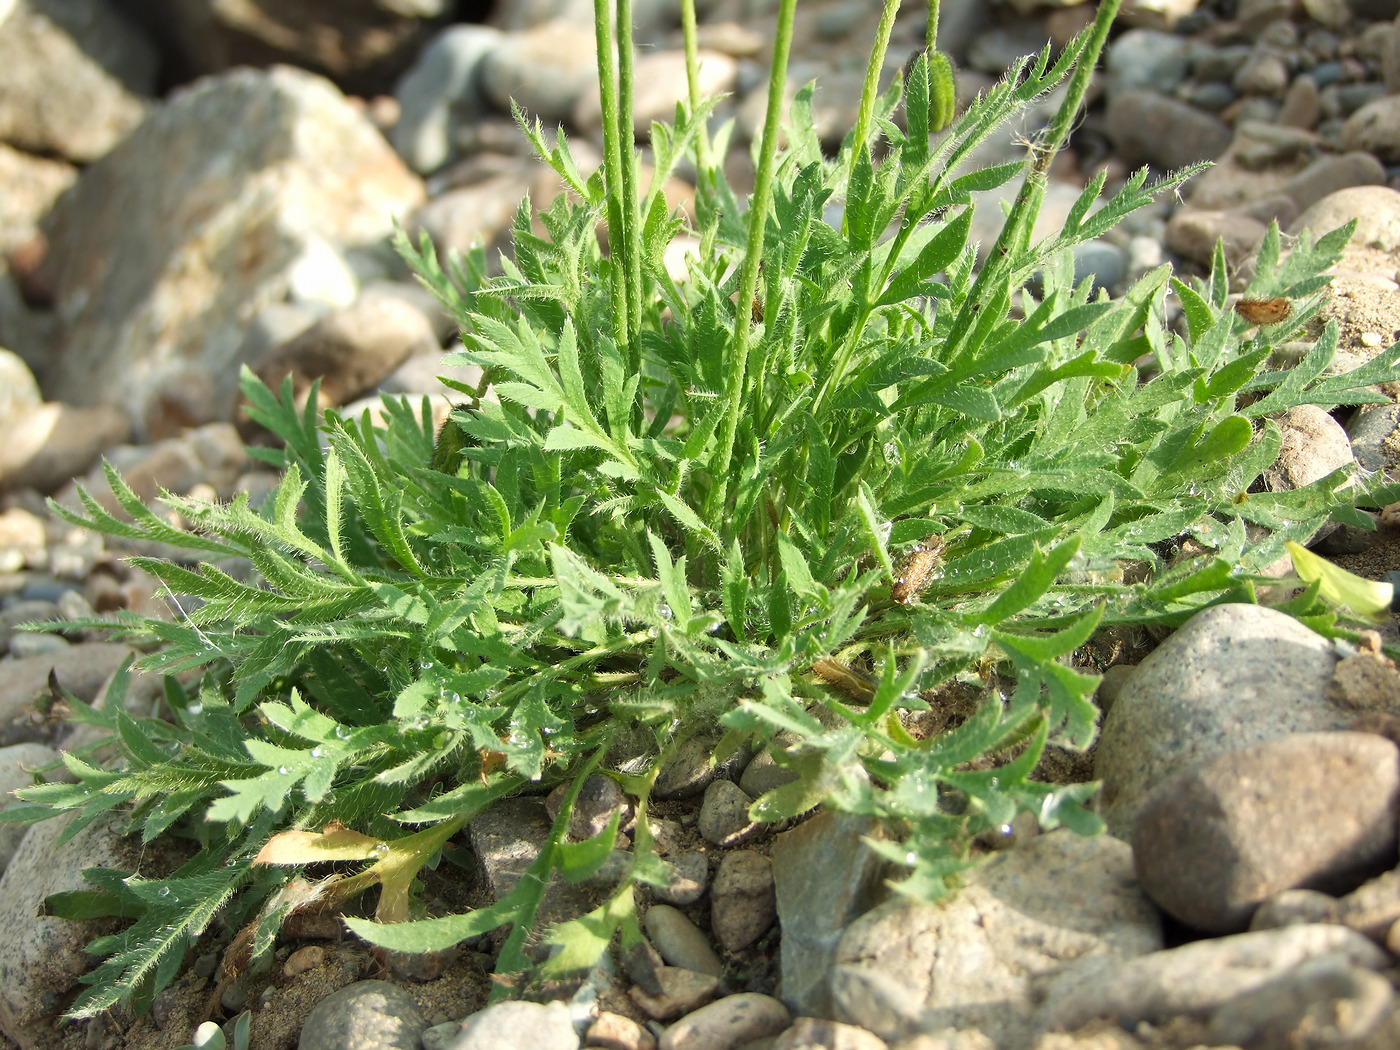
[1096,604,1341,837]
[296,980,426,1050]
[738,745,800,800]
[658,993,790,1050]
[1347,402,1400,473]
[1132,732,1400,933]
[711,850,776,953]
[654,851,710,906]
[697,779,762,847]
[1106,88,1233,169]
[644,904,723,977]
[546,772,631,841]
[0,601,59,653]
[445,999,579,1050]
[480,20,598,123]
[1072,239,1128,294]
[421,1020,463,1050]
[654,733,749,800]
[392,24,501,174]
[1106,29,1191,95]
[7,632,70,658]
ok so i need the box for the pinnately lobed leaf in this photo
[15,0,1400,1018]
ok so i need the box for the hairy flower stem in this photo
[943,0,1121,368]
[708,0,797,518]
[680,0,714,178]
[926,0,940,52]
[846,0,902,195]
[1038,0,1120,176]
[594,0,642,371]
[615,0,643,349]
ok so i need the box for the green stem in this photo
[680,0,714,177]
[1037,0,1120,174]
[594,0,630,359]
[817,0,901,412]
[708,0,797,515]
[943,0,1121,367]
[616,0,643,352]
[927,0,940,52]
[846,0,902,190]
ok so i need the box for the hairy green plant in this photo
[11,0,1400,1019]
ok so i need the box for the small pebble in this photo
[653,851,710,906]
[443,999,578,1050]
[628,965,722,1021]
[296,980,426,1050]
[698,779,763,848]
[547,772,631,841]
[771,1017,888,1050]
[644,904,724,977]
[711,851,776,953]
[658,993,790,1050]
[7,631,70,658]
[283,945,326,976]
[587,1010,657,1050]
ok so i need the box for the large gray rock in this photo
[296,980,426,1050]
[253,290,439,411]
[0,144,76,254]
[0,643,133,747]
[1132,732,1400,933]
[480,19,599,123]
[0,0,156,162]
[772,812,888,1017]
[1035,924,1391,1044]
[467,797,600,955]
[41,66,423,439]
[1095,604,1343,837]
[1105,89,1233,170]
[111,0,450,96]
[392,24,502,174]
[0,742,58,874]
[830,831,1162,1048]
[0,816,186,1049]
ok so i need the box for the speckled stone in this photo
[1095,604,1343,837]
[1132,732,1400,933]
